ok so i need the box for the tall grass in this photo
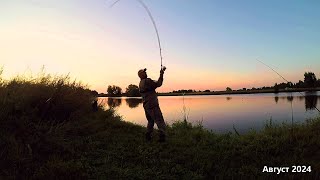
[0,70,100,178]
[181,92,190,122]
[0,71,95,120]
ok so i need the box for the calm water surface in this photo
[99,91,320,133]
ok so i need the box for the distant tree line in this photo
[102,72,320,96]
[231,72,320,92]
[169,72,320,94]
[172,89,196,93]
[272,72,319,92]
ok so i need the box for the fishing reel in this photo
[162,66,166,72]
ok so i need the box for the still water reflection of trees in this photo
[125,98,143,108]
[286,95,293,102]
[305,95,318,111]
[106,98,142,109]
[107,98,122,108]
[105,94,319,111]
[272,94,319,111]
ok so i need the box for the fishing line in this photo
[257,59,320,113]
[257,59,289,83]
[110,0,164,69]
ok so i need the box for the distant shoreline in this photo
[98,88,320,97]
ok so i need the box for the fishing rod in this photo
[110,0,164,69]
[257,59,320,113]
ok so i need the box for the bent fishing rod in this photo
[257,59,320,113]
[110,0,164,69]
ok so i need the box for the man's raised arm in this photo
[156,67,166,87]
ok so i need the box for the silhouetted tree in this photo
[204,90,210,92]
[125,84,140,97]
[295,80,304,88]
[274,83,279,93]
[304,72,317,88]
[316,79,320,87]
[107,85,122,96]
[226,87,232,92]
[91,90,99,96]
[277,82,288,89]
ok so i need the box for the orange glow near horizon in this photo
[1,1,319,94]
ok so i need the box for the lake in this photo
[99,91,320,133]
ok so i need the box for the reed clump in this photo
[0,70,103,179]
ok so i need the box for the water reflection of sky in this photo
[99,91,320,134]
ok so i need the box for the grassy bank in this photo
[1,74,320,179]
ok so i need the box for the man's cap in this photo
[138,68,147,78]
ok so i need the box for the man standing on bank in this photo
[138,67,166,142]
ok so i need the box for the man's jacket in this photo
[139,74,163,108]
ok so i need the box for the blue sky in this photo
[1,0,319,92]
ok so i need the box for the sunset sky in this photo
[1,0,320,93]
